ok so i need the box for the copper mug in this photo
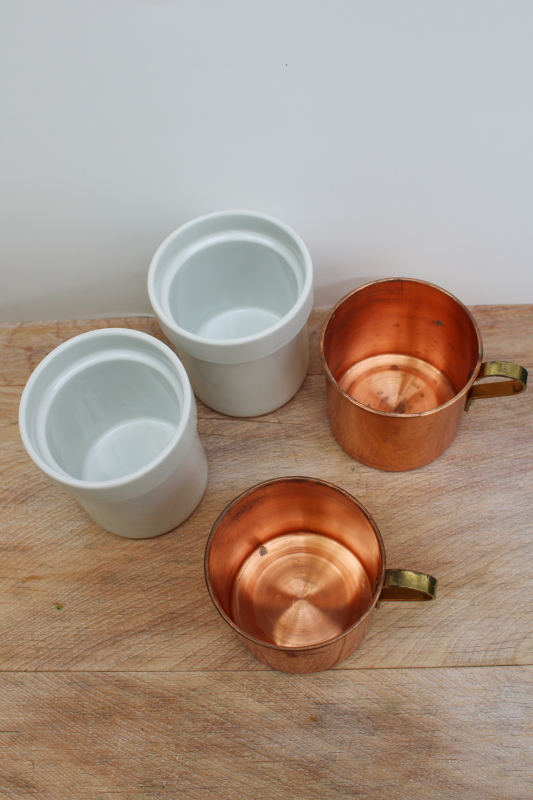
[204,477,437,674]
[320,278,528,471]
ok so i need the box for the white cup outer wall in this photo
[176,324,310,417]
[76,433,208,538]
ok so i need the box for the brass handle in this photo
[466,361,528,411]
[379,569,437,602]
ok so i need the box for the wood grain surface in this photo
[2,667,532,800]
[1,309,532,672]
[1,307,532,798]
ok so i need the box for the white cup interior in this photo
[34,354,183,483]
[162,232,303,341]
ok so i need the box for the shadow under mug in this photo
[205,477,437,674]
[320,278,528,471]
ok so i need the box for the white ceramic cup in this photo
[19,329,208,539]
[148,211,314,417]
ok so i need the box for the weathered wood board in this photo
[1,667,532,800]
[1,308,532,670]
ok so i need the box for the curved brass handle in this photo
[379,569,437,602]
[466,361,528,411]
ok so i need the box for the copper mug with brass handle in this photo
[204,477,437,674]
[320,278,528,471]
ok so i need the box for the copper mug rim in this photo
[319,277,484,418]
[204,476,389,654]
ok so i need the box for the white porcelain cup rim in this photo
[147,210,314,365]
[19,328,196,499]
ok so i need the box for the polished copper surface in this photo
[205,477,437,673]
[321,278,527,471]
[338,353,456,415]
[231,532,373,648]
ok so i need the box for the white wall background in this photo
[1,0,533,321]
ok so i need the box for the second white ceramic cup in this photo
[148,211,314,417]
[19,329,208,538]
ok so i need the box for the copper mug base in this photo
[204,477,436,674]
[320,278,527,471]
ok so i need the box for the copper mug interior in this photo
[205,477,435,673]
[320,278,527,470]
[322,278,480,415]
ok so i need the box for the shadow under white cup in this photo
[19,329,208,538]
[148,211,314,417]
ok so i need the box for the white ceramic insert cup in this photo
[148,211,314,417]
[19,329,208,538]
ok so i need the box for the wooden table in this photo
[1,307,532,799]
